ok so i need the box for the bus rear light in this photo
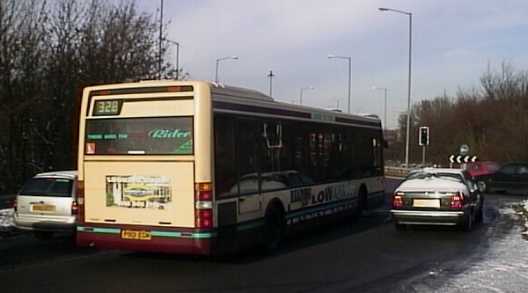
[196,209,213,229]
[195,182,213,228]
[197,190,212,201]
[76,180,85,222]
[195,201,213,209]
[196,182,213,201]
[392,192,404,209]
[76,180,85,198]
[450,193,464,209]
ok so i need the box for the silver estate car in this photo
[14,171,78,239]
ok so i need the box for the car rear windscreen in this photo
[85,116,193,155]
[20,178,73,197]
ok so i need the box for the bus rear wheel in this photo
[263,205,285,253]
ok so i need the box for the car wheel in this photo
[34,231,53,240]
[263,205,285,253]
[462,212,473,232]
[476,203,484,223]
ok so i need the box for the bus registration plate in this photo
[32,204,55,212]
[121,230,152,240]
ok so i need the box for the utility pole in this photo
[175,42,180,80]
[267,70,275,97]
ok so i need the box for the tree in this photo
[0,0,176,194]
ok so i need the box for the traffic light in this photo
[419,126,429,146]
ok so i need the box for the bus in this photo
[76,80,384,255]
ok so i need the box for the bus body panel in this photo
[193,82,213,184]
[76,224,213,255]
[84,161,195,228]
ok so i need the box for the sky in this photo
[138,0,528,129]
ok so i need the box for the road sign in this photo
[449,155,478,164]
[459,144,470,156]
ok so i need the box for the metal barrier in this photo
[384,166,410,178]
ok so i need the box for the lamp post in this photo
[378,7,413,168]
[372,86,388,129]
[328,54,351,113]
[215,56,239,83]
[299,86,314,105]
[166,40,180,80]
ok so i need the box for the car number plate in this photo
[413,199,440,208]
[121,230,152,240]
[32,204,56,212]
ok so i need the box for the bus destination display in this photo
[93,100,122,116]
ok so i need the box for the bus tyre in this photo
[264,205,285,253]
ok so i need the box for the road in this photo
[1,180,527,293]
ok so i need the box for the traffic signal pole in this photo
[418,126,429,166]
[422,145,426,166]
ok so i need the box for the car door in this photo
[462,172,479,208]
[515,164,528,194]
[492,164,518,192]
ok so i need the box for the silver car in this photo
[14,171,78,239]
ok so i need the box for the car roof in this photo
[412,167,464,175]
[33,170,77,179]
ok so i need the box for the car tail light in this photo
[392,192,404,209]
[450,192,464,209]
[195,182,213,229]
[12,198,17,212]
[76,180,85,222]
[71,200,79,215]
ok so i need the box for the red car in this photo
[465,161,500,191]
[466,161,500,177]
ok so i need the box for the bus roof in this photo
[83,80,381,125]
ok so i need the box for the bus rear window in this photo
[85,117,193,155]
[20,178,73,197]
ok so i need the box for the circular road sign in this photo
[459,144,470,156]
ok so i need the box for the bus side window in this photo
[237,118,260,195]
[214,116,238,198]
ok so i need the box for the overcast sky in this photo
[138,0,528,128]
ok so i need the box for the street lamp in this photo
[328,54,351,114]
[372,86,388,130]
[166,40,181,80]
[215,56,239,83]
[378,7,413,168]
[299,86,314,105]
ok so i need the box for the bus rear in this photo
[76,81,215,255]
